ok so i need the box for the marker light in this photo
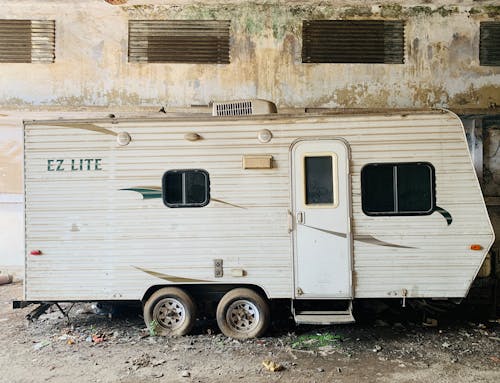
[470,244,483,251]
[30,250,42,256]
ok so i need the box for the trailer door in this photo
[291,139,352,298]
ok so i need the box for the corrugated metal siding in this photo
[302,20,405,64]
[480,21,500,66]
[0,20,55,63]
[128,20,230,63]
[24,112,493,301]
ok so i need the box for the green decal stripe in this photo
[120,188,162,199]
[435,206,453,226]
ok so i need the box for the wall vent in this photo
[480,22,500,66]
[302,20,405,64]
[129,20,230,64]
[0,19,55,63]
[212,99,277,116]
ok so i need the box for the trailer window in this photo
[304,155,335,205]
[361,162,435,215]
[163,169,210,208]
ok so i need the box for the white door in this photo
[291,139,352,298]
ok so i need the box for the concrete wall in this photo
[0,0,499,109]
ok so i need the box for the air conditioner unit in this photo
[212,99,277,116]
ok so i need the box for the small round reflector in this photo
[470,244,483,251]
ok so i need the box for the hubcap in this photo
[226,299,260,333]
[153,297,186,330]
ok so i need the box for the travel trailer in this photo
[19,102,494,339]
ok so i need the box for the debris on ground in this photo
[33,340,51,350]
[1,282,500,382]
[373,345,382,352]
[262,360,284,372]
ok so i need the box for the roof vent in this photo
[212,99,277,116]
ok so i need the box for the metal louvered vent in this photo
[212,100,277,116]
[302,20,405,64]
[129,20,230,63]
[480,22,500,66]
[0,20,55,63]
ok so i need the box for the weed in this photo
[291,332,342,350]
[149,320,159,336]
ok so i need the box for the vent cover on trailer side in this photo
[212,99,277,116]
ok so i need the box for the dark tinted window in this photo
[304,156,334,204]
[163,169,210,208]
[361,162,435,215]
[361,164,395,213]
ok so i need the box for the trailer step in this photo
[293,301,355,325]
[294,311,355,325]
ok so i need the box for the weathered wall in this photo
[0,0,499,109]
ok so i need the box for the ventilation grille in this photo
[0,20,55,63]
[480,22,500,66]
[302,20,405,64]
[129,20,230,63]
[212,99,277,116]
[214,101,253,116]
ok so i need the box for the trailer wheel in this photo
[143,287,196,336]
[216,288,270,339]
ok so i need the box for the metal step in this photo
[293,302,355,325]
[294,312,355,325]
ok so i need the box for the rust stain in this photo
[450,85,500,108]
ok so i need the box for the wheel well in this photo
[141,284,270,306]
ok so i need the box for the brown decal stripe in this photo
[301,224,347,238]
[211,198,247,209]
[46,123,118,136]
[355,235,416,249]
[134,266,211,283]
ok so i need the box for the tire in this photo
[216,288,270,340]
[143,287,196,336]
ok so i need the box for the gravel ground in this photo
[1,282,499,383]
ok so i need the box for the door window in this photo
[304,155,337,206]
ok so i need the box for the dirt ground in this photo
[1,282,499,383]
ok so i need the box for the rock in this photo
[33,340,51,350]
[337,367,342,373]
[372,345,382,352]
[181,371,191,378]
[0,273,13,285]
[442,342,451,348]
[316,367,324,372]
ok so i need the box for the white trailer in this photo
[20,103,494,339]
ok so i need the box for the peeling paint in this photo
[0,1,498,109]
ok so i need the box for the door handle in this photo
[296,211,304,224]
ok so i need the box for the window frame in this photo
[361,162,436,216]
[162,169,210,208]
[302,152,339,208]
